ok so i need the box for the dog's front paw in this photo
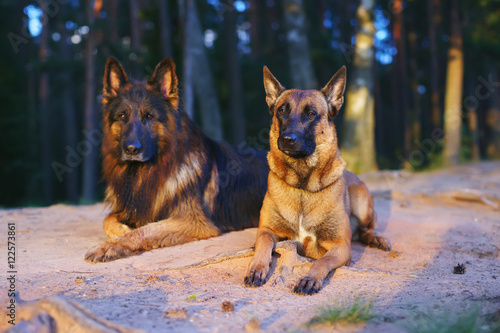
[360,229,392,252]
[370,235,391,251]
[244,264,269,288]
[293,276,322,295]
[85,240,137,263]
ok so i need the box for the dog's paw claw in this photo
[244,269,268,288]
[84,241,135,263]
[293,277,321,295]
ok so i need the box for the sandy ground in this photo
[1,161,499,332]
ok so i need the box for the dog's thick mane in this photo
[101,82,213,227]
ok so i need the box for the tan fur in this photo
[88,214,221,262]
[103,215,132,238]
[244,66,390,295]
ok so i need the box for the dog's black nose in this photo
[281,133,297,146]
[125,142,142,155]
[278,132,313,158]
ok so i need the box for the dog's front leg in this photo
[244,228,276,287]
[103,214,132,238]
[293,238,351,295]
[85,217,220,263]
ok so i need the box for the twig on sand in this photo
[162,247,255,271]
[162,240,311,271]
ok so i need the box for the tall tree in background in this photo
[282,0,317,89]
[428,0,442,130]
[408,16,421,145]
[341,0,378,174]
[443,0,463,166]
[59,12,79,203]
[248,0,260,59]
[129,0,143,76]
[182,0,222,140]
[107,0,119,44]
[223,3,246,144]
[178,0,194,118]
[39,0,53,205]
[392,0,411,159]
[465,78,480,161]
[486,68,500,159]
[82,0,98,202]
[159,0,173,58]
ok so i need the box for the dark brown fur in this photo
[244,66,391,295]
[85,57,268,262]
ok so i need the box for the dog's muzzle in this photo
[121,139,151,162]
[278,133,313,158]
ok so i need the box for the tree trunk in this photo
[467,106,480,161]
[485,68,500,159]
[184,0,223,140]
[373,56,385,159]
[338,0,353,46]
[177,0,194,118]
[428,0,442,131]
[443,0,463,166]
[264,0,278,54]
[223,2,246,144]
[317,0,326,33]
[282,0,317,89]
[108,0,119,44]
[341,0,378,174]
[26,60,38,202]
[129,0,142,76]
[59,18,79,203]
[130,0,141,52]
[158,0,173,58]
[408,29,421,145]
[249,0,260,58]
[392,0,411,159]
[82,0,98,202]
[39,0,53,205]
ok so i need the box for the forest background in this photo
[1,0,499,207]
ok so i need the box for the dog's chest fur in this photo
[268,171,348,249]
[295,214,317,245]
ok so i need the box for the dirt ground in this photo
[1,161,499,332]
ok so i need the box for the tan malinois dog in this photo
[244,66,391,295]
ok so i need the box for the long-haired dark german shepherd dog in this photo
[85,57,268,263]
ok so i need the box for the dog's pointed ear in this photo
[103,57,129,98]
[322,66,346,119]
[148,58,179,108]
[263,66,285,112]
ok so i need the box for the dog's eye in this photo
[278,107,285,115]
[146,114,154,120]
[118,113,126,120]
[307,111,316,118]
